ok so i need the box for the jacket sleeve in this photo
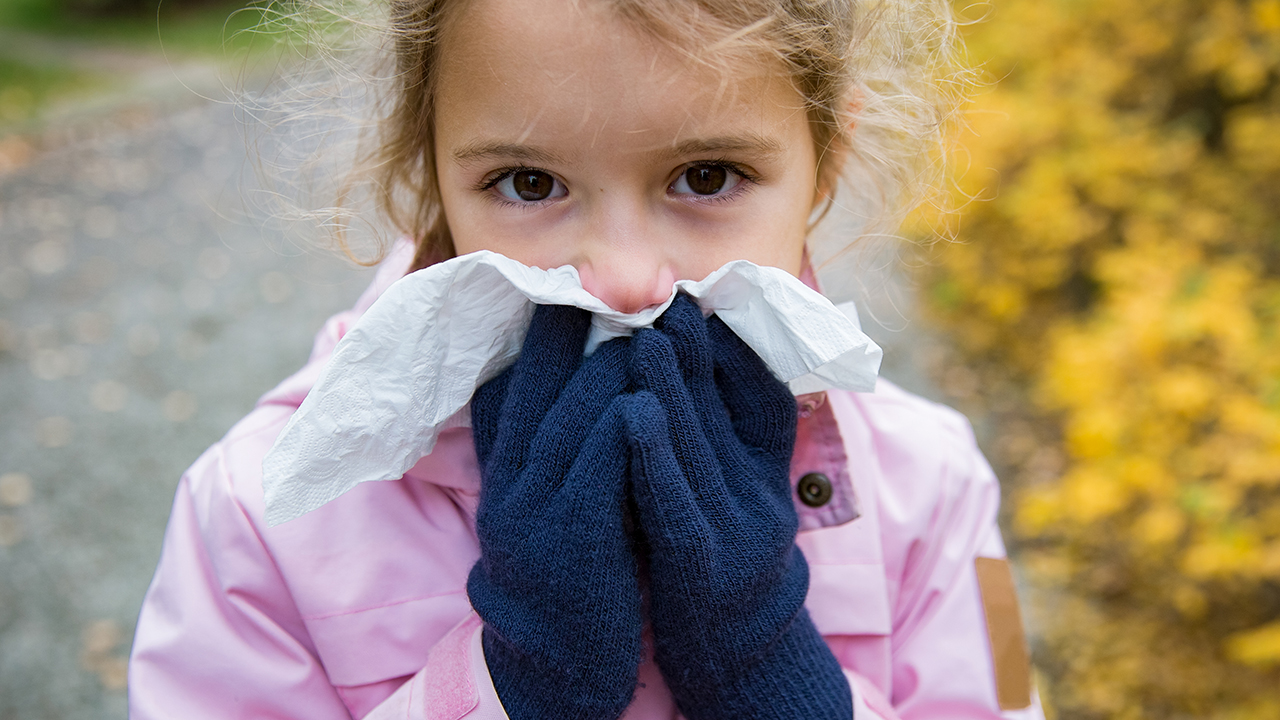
[129,445,353,719]
[871,403,1046,720]
[362,614,510,720]
[836,549,1047,720]
[128,443,511,720]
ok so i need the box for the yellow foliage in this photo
[1062,466,1131,522]
[919,0,1280,713]
[1134,504,1183,546]
[1226,621,1280,666]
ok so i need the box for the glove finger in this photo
[629,328,730,500]
[651,296,766,483]
[487,304,592,476]
[470,396,638,606]
[707,314,797,458]
[522,336,631,486]
[622,392,715,562]
[562,397,639,538]
[473,398,642,680]
[652,294,715,401]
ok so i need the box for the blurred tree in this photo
[922,0,1280,716]
[60,0,232,15]
[60,0,157,15]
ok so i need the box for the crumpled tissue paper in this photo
[262,250,882,526]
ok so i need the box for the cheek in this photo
[436,164,573,265]
[668,218,804,281]
[706,150,817,276]
[438,195,568,267]
[436,170,511,258]
[735,223,807,276]
[436,167,480,252]
[693,191,810,277]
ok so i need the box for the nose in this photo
[574,197,677,314]
[577,250,676,314]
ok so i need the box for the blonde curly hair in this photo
[250,0,968,284]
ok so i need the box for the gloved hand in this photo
[622,294,852,720]
[467,304,642,720]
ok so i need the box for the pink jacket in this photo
[129,250,1046,720]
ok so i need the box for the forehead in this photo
[434,0,807,155]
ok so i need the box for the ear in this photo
[813,89,863,207]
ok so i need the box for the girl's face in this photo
[434,0,824,313]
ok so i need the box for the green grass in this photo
[0,1,297,131]
[0,1,273,57]
[0,58,110,126]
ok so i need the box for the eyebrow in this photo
[450,133,785,166]
[451,141,567,166]
[667,134,785,159]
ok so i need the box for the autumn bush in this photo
[919,0,1280,716]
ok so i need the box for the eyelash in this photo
[475,160,761,207]
[476,166,562,209]
[673,158,760,205]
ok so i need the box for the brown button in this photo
[797,473,833,507]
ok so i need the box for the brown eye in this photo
[671,163,744,198]
[494,170,565,203]
[685,165,728,195]
[512,171,554,200]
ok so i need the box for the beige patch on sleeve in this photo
[975,557,1032,710]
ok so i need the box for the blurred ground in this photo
[0,30,377,719]
[0,14,941,720]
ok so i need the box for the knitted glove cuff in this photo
[482,627,638,720]
[666,608,852,720]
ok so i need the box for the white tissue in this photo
[261,250,882,526]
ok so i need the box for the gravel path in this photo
[0,95,374,718]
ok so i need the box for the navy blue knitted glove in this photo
[623,294,852,720]
[467,304,642,720]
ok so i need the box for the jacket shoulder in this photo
[844,379,997,496]
[831,379,1004,562]
[177,402,295,528]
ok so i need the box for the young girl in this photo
[129,0,1046,718]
